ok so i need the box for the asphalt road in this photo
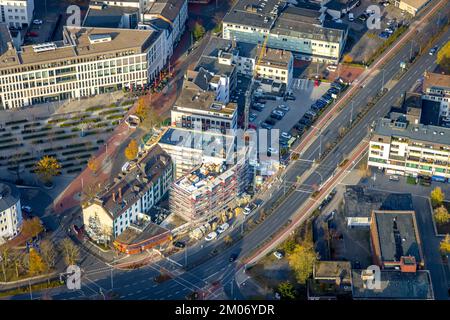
[9,6,450,301]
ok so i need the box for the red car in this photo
[26,31,38,37]
[314,78,320,87]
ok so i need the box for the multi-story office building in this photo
[170,74,238,133]
[0,26,166,109]
[0,0,34,28]
[82,145,173,242]
[222,0,348,63]
[0,182,23,244]
[368,114,450,182]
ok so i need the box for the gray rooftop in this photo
[372,210,422,264]
[201,37,259,61]
[158,127,235,157]
[83,4,139,28]
[0,181,20,212]
[352,270,434,300]
[223,0,287,29]
[373,117,450,146]
[344,186,413,218]
[195,56,236,78]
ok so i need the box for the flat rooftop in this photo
[223,0,286,29]
[174,79,237,116]
[352,270,434,300]
[314,261,352,283]
[256,47,292,69]
[372,210,422,264]
[1,26,158,69]
[423,71,450,92]
[344,186,414,218]
[83,4,139,28]
[201,37,258,60]
[158,127,234,159]
[195,56,236,78]
[373,117,450,146]
[272,7,346,43]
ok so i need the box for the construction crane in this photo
[253,34,270,79]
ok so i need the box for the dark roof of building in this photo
[83,4,139,28]
[223,0,287,29]
[344,186,413,218]
[420,98,441,126]
[92,145,172,219]
[0,181,20,212]
[115,220,170,245]
[195,56,236,77]
[352,270,434,300]
[372,210,422,264]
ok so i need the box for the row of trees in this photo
[0,238,79,281]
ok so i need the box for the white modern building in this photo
[0,26,166,109]
[0,0,34,28]
[422,71,450,121]
[0,182,23,244]
[222,0,348,63]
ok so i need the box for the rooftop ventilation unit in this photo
[88,34,112,44]
[32,43,57,53]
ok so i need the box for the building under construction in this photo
[169,149,252,222]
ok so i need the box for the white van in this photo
[348,13,354,22]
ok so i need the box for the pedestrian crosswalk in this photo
[292,78,313,90]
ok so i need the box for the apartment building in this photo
[0,0,34,28]
[255,47,293,90]
[0,182,23,244]
[82,145,173,242]
[422,71,450,123]
[368,115,450,182]
[222,0,348,63]
[0,26,166,109]
[169,155,251,222]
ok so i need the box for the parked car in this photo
[249,113,257,122]
[273,251,284,260]
[121,161,131,173]
[299,117,312,126]
[265,118,277,126]
[21,205,32,214]
[173,241,186,249]
[268,147,278,155]
[348,13,354,22]
[260,122,273,130]
[379,32,390,39]
[26,31,38,37]
[270,112,283,120]
[326,65,338,72]
[229,253,238,262]
[33,19,43,25]
[205,232,218,241]
[244,203,257,215]
[251,103,265,111]
[389,175,400,181]
[281,132,292,140]
[284,95,296,101]
[322,94,333,103]
[429,46,438,55]
[217,223,230,234]
[277,104,290,112]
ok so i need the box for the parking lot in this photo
[250,79,330,135]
